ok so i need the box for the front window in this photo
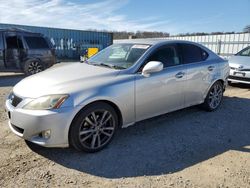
[88,43,150,69]
[6,36,24,49]
[146,46,180,68]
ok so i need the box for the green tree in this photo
[243,25,250,32]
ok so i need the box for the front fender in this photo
[72,77,136,126]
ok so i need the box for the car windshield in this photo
[236,46,250,57]
[88,43,150,69]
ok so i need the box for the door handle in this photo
[175,72,185,78]
[208,66,215,71]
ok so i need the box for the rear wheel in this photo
[24,60,45,75]
[202,81,223,111]
[69,102,118,152]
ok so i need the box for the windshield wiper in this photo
[92,63,125,70]
[110,64,126,70]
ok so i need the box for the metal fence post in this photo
[217,40,222,55]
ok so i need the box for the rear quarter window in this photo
[180,44,208,64]
[24,36,49,49]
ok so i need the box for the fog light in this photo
[42,130,51,139]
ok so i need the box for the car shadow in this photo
[229,82,250,89]
[27,95,250,178]
[0,74,25,87]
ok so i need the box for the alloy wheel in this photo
[208,83,223,109]
[78,110,115,150]
[28,61,43,74]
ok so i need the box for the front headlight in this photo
[23,94,69,110]
[8,91,14,100]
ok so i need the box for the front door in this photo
[4,34,24,69]
[135,45,186,122]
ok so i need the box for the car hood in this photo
[13,63,120,98]
[228,55,250,69]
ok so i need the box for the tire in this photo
[24,60,45,76]
[69,102,118,152]
[202,81,223,111]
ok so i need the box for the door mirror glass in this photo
[142,61,163,77]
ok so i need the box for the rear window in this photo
[180,44,208,64]
[24,37,49,49]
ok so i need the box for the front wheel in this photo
[69,102,118,152]
[202,81,224,111]
[24,60,45,76]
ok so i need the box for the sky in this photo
[0,0,249,35]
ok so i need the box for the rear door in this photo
[24,36,53,65]
[0,32,5,69]
[179,43,213,107]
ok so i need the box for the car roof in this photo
[0,28,42,36]
[114,39,200,46]
[114,39,221,60]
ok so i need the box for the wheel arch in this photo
[215,79,226,92]
[70,100,123,129]
[203,79,225,101]
[217,79,224,87]
[21,57,43,70]
[68,100,123,148]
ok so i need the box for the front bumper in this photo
[5,99,77,148]
[228,69,250,84]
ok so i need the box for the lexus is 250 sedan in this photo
[228,46,250,84]
[6,40,229,152]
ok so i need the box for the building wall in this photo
[0,23,113,60]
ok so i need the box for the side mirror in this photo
[142,61,163,77]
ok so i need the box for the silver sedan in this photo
[5,40,229,152]
[228,46,250,84]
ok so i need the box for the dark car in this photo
[0,28,56,75]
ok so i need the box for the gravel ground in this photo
[0,71,249,188]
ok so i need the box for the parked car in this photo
[0,28,56,75]
[5,40,229,152]
[228,46,250,84]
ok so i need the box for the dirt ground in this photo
[0,72,249,188]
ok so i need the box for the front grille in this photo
[230,67,250,71]
[11,124,24,134]
[11,94,23,107]
[228,76,250,82]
